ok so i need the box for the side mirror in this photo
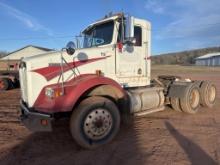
[125,15,134,39]
[66,41,76,55]
[124,15,135,46]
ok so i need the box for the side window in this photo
[134,26,142,46]
[117,23,142,47]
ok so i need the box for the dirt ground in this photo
[0,65,220,165]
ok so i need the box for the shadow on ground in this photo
[165,121,218,165]
[0,118,150,165]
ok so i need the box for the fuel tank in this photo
[128,87,165,115]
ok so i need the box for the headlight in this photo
[45,88,54,98]
[45,87,63,98]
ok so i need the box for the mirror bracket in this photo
[124,37,136,46]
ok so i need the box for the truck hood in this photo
[22,48,93,71]
[22,43,115,67]
[21,45,113,80]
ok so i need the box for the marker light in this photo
[41,119,48,126]
[45,87,64,98]
[117,42,123,53]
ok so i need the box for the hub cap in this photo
[189,89,200,108]
[208,86,216,103]
[83,108,113,140]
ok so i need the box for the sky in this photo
[0,0,220,55]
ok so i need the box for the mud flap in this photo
[167,82,192,99]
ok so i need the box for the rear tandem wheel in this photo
[170,97,182,112]
[200,81,217,108]
[170,83,201,114]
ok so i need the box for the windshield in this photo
[83,21,114,48]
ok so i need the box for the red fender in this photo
[33,74,126,113]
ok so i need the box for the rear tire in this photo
[180,84,200,114]
[171,97,182,112]
[0,78,9,91]
[70,96,120,149]
[200,81,217,108]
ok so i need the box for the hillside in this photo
[152,46,220,65]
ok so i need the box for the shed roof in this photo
[196,52,220,59]
[7,45,53,56]
[1,45,53,60]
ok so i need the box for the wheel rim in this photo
[83,108,113,140]
[189,89,200,109]
[208,85,216,103]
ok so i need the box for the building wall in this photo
[0,60,20,71]
[0,61,8,70]
[195,58,210,66]
[196,56,220,66]
[214,56,220,66]
[196,59,206,66]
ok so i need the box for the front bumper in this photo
[20,100,53,132]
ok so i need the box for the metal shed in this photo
[195,52,220,66]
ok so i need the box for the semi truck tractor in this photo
[19,13,217,149]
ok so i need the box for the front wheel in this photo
[70,96,120,149]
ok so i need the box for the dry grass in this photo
[152,64,220,78]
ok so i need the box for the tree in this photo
[0,51,8,58]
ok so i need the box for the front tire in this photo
[70,96,120,149]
